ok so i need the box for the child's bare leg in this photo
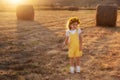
[75,57,81,72]
[69,58,74,73]
[76,57,80,66]
[70,58,74,66]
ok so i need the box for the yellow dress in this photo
[68,29,82,58]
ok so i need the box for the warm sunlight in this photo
[2,0,38,5]
[5,0,25,5]
[10,0,22,4]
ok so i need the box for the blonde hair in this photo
[66,17,80,30]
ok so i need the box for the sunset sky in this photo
[1,0,35,4]
[0,0,59,10]
[0,0,50,5]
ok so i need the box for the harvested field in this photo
[0,10,120,80]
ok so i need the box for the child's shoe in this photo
[76,66,80,73]
[70,66,74,74]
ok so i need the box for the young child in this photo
[64,17,82,73]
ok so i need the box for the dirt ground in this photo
[0,10,120,80]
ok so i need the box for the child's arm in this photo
[64,36,69,47]
[79,34,82,51]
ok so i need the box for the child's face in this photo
[70,22,78,30]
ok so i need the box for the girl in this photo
[64,17,82,73]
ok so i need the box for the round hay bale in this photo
[16,5,34,21]
[96,5,117,27]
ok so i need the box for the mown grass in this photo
[0,10,120,80]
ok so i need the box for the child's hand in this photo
[61,43,68,51]
[62,42,66,48]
